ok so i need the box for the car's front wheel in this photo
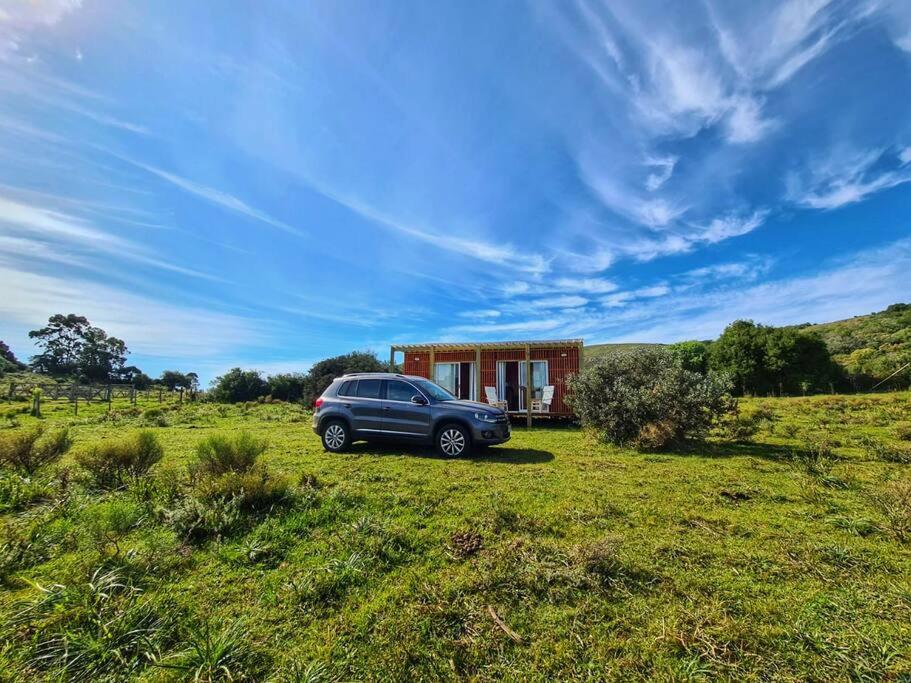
[436,423,470,457]
[322,420,350,453]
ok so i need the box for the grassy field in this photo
[1,393,910,681]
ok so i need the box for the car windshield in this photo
[414,379,456,401]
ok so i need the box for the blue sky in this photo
[1,0,910,384]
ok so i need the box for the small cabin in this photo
[389,339,583,425]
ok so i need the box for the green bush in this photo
[195,466,291,511]
[0,427,71,475]
[166,494,242,541]
[192,432,266,477]
[567,348,735,450]
[76,431,164,489]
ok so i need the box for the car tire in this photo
[322,419,350,453]
[436,423,470,457]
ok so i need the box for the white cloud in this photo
[526,295,588,310]
[725,96,777,143]
[645,155,677,191]
[0,264,265,358]
[444,318,564,337]
[696,210,769,243]
[458,309,501,319]
[0,194,219,281]
[0,0,81,60]
[787,147,911,210]
[126,161,308,239]
[553,277,618,294]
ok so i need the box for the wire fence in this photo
[6,381,194,415]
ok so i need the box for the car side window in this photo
[355,378,381,399]
[338,380,356,397]
[386,380,418,402]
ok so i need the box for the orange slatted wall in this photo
[401,345,580,415]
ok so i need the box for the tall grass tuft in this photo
[192,432,266,476]
[76,431,163,490]
[0,427,71,475]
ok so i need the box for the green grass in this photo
[1,393,910,680]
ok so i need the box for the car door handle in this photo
[383,406,391,411]
[342,403,351,408]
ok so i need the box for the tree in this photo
[709,320,840,395]
[160,370,190,391]
[0,340,23,369]
[28,314,129,382]
[209,368,269,403]
[78,326,128,382]
[300,351,385,405]
[709,320,767,395]
[567,347,734,450]
[28,314,90,376]
[668,340,712,374]
[267,373,307,402]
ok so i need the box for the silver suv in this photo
[312,372,510,457]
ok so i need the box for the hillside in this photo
[582,305,910,388]
[800,303,911,389]
[583,342,663,365]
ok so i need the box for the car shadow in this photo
[344,442,554,464]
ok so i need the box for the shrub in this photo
[893,423,911,442]
[194,465,291,512]
[714,410,761,442]
[567,348,735,449]
[0,427,71,475]
[192,432,266,477]
[874,480,911,542]
[795,433,838,478]
[166,494,242,542]
[856,435,911,464]
[208,368,269,403]
[76,431,164,489]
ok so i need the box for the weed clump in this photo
[76,431,163,489]
[192,432,266,476]
[0,427,71,475]
[874,479,911,542]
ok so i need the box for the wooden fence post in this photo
[7,382,13,404]
[73,384,78,416]
[179,388,184,405]
[158,387,163,404]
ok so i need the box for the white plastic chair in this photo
[484,386,508,411]
[532,385,554,412]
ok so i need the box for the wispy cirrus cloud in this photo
[124,160,308,239]
[0,264,264,358]
[786,147,911,210]
[0,194,220,281]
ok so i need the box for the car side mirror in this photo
[411,394,428,405]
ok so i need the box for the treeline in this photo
[0,314,198,392]
[671,320,859,396]
[210,351,386,405]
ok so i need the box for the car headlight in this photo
[474,412,499,423]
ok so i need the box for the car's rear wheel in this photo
[436,423,470,457]
[322,420,350,452]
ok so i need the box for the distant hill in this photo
[581,305,909,389]
[798,303,910,389]
[583,342,663,365]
